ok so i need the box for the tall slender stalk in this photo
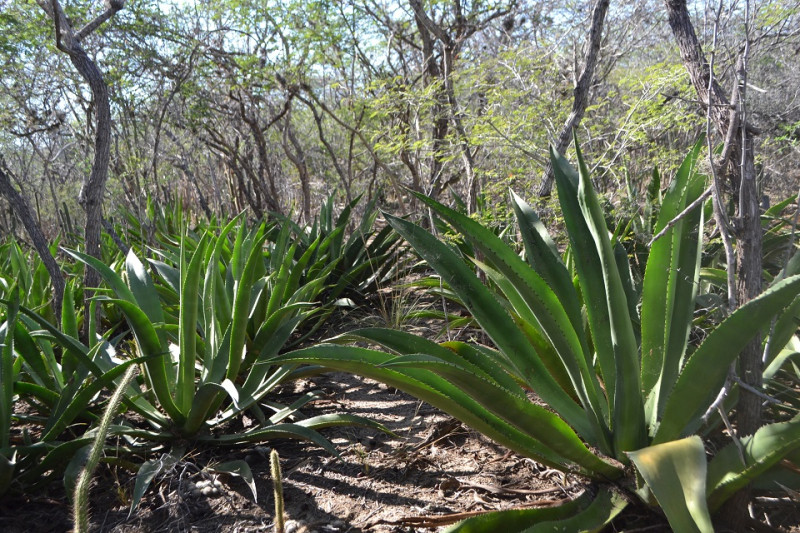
[270,449,285,533]
[73,364,138,533]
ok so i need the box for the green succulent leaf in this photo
[640,140,705,427]
[443,486,626,532]
[207,460,257,502]
[655,274,800,444]
[707,414,800,511]
[627,436,714,533]
[382,211,591,440]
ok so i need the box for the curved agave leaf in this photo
[125,250,166,336]
[411,193,606,433]
[106,298,181,423]
[765,294,800,368]
[707,414,800,511]
[335,328,526,399]
[272,345,622,479]
[198,421,340,457]
[655,275,800,444]
[130,445,184,514]
[628,436,713,533]
[551,142,646,455]
[381,354,621,478]
[443,487,626,533]
[207,460,257,502]
[641,141,705,428]
[382,212,591,440]
[510,191,583,336]
[0,288,18,449]
[178,234,209,415]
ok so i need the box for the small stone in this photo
[284,520,302,533]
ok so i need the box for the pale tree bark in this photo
[538,0,610,197]
[664,0,763,529]
[36,0,125,340]
[408,0,512,210]
[281,116,312,224]
[0,158,65,322]
[665,0,763,431]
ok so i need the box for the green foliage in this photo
[0,203,396,502]
[274,142,800,529]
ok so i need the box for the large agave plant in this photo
[0,216,387,507]
[274,142,800,531]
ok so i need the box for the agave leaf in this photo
[641,141,705,427]
[764,338,800,381]
[41,356,143,441]
[60,282,78,378]
[572,139,646,454]
[178,234,209,415]
[443,486,626,533]
[0,288,18,449]
[509,192,574,308]
[9,303,106,385]
[130,445,184,514]
[107,298,182,423]
[382,211,591,439]
[199,422,341,458]
[272,345,621,479]
[63,444,91,496]
[706,414,800,511]
[267,390,324,424]
[227,231,268,379]
[551,148,618,415]
[551,143,650,456]
[380,354,621,478]
[627,436,714,533]
[266,243,297,318]
[765,295,800,366]
[335,328,526,399]
[125,250,166,335]
[412,193,603,423]
[207,460,257,502]
[63,249,137,304]
[655,275,800,444]
[11,436,96,489]
[473,255,607,444]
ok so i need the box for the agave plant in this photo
[273,142,800,531]
[65,217,383,435]
[272,193,406,305]
[0,282,145,495]
[0,216,382,506]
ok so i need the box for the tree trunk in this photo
[409,0,449,199]
[538,0,610,197]
[664,0,763,529]
[37,0,123,341]
[70,48,112,339]
[0,161,65,322]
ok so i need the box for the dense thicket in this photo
[1,0,798,235]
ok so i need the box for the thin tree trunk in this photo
[281,118,312,223]
[0,160,64,322]
[538,0,610,197]
[664,0,763,529]
[37,0,123,341]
